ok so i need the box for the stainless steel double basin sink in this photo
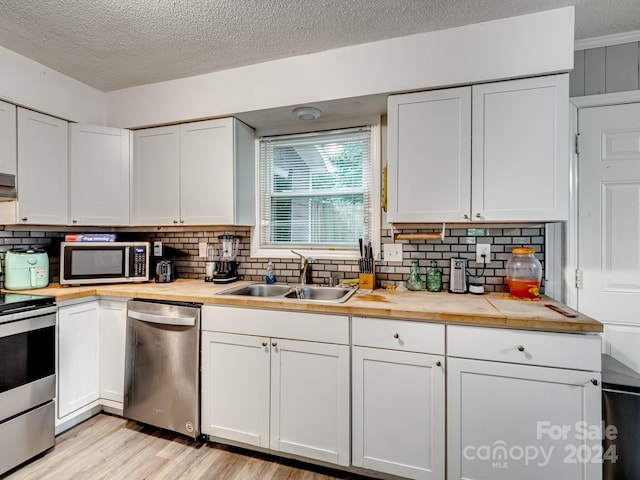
[217,283,357,303]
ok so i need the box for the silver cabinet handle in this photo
[393,333,399,339]
[21,217,27,222]
[517,345,525,352]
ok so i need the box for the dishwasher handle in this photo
[128,309,197,327]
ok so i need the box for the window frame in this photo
[251,117,381,261]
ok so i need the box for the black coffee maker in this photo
[153,242,177,283]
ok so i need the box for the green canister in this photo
[425,260,442,292]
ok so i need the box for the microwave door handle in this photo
[128,309,196,327]
[124,246,130,277]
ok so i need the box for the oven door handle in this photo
[128,309,196,327]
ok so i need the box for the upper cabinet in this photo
[69,124,130,226]
[387,74,569,223]
[0,100,17,176]
[132,117,255,226]
[17,108,69,225]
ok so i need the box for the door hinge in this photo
[575,268,583,289]
[575,133,580,155]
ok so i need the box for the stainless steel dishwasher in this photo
[123,299,201,438]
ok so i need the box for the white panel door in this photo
[70,124,130,226]
[448,358,601,480]
[57,301,101,419]
[352,346,445,480]
[472,74,569,221]
[578,102,640,371]
[99,299,127,403]
[0,100,16,175]
[180,118,234,224]
[201,331,270,448]
[17,108,68,224]
[387,87,471,222]
[270,338,350,467]
[131,126,180,225]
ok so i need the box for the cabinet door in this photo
[131,126,180,225]
[270,338,350,467]
[0,100,16,175]
[447,358,602,480]
[99,299,127,404]
[180,118,234,224]
[471,74,569,221]
[57,301,101,418]
[387,88,471,223]
[201,331,270,447]
[17,108,68,224]
[70,124,130,226]
[352,347,445,480]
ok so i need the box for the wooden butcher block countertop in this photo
[17,279,602,333]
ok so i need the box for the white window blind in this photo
[259,127,373,251]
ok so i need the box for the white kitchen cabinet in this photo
[387,87,471,223]
[201,306,350,467]
[387,74,569,223]
[69,124,130,226]
[99,299,128,405]
[447,325,602,480]
[16,108,68,224]
[352,317,445,480]
[131,117,255,226]
[471,75,569,222]
[0,100,16,175]
[57,300,101,419]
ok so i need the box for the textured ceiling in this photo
[0,0,639,92]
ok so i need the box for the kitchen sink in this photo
[218,284,357,303]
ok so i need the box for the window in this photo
[254,125,379,259]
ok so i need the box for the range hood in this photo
[0,173,16,201]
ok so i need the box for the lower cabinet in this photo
[201,306,350,467]
[99,299,127,405]
[57,300,101,419]
[351,317,446,480]
[447,325,602,480]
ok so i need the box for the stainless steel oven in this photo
[0,294,57,476]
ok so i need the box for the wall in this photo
[570,41,640,96]
[106,7,574,128]
[0,226,544,294]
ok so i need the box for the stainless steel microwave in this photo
[60,242,150,285]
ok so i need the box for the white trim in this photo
[250,116,382,261]
[571,90,640,108]
[574,29,640,51]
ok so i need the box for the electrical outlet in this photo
[198,242,208,258]
[383,243,403,262]
[476,244,491,264]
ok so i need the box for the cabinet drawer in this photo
[352,317,444,354]
[447,325,601,371]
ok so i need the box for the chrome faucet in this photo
[291,250,314,284]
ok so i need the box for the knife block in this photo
[358,262,375,290]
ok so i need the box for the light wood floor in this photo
[4,414,371,480]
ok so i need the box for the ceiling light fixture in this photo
[293,106,322,121]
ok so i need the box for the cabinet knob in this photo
[393,333,399,339]
[271,342,278,347]
[475,213,482,219]
[590,378,599,386]
[173,219,178,224]
[261,342,267,347]
[21,217,28,222]
[435,361,442,367]
[72,219,77,224]
[179,219,184,224]
[516,345,525,352]
[463,214,469,220]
